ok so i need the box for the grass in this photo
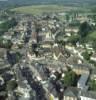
[12,5,84,15]
[87,31,96,41]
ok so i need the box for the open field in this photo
[12,5,90,15]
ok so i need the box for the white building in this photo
[90,53,96,62]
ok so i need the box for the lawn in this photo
[87,31,96,41]
[12,5,81,15]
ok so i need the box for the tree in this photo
[0,18,17,32]
[4,40,13,49]
[82,51,91,61]
[68,35,80,45]
[65,14,70,22]
[15,52,22,63]
[79,22,92,37]
[63,71,77,87]
[89,80,96,91]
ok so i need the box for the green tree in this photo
[82,51,92,61]
[89,80,96,91]
[0,18,17,32]
[15,52,22,63]
[63,71,77,87]
[68,35,80,45]
[79,22,92,37]
[65,14,70,22]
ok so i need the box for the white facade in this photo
[90,57,96,62]
[80,96,96,100]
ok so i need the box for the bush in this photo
[78,21,92,37]
[68,34,80,45]
[62,71,78,87]
[82,51,92,61]
[89,80,96,91]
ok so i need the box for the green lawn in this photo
[87,31,96,41]
[12,5,82,15]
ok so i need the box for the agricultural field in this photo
[12,5,89,15]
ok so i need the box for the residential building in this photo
[64,87,79,100]
[80,91,96,100]
[72,64,90,75]
[77,73,89,90]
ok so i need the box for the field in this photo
[12,5,87,15]
[87,31,96,41]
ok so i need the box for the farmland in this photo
[12,5,89,15]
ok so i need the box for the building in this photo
[90,53,96,62]
[77,73,89,90]
[64,87,79,100]
[80,91,96,100]
[72,64,90,75]
[52,43,67,61]
[65,27,79,36]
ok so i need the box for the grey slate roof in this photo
[80,91,96,99]
[64,87,79,97]
[78,73,89,87]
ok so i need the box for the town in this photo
[0,5,96,100]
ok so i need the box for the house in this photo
[0,48,7,59]
[0,76,4,86]
[40,40,54,49]
[63,87,79,100]
[90,53,96,62]
[67,55,83,66]
[52,43,62,60]
[52,43,67,61]
[80,91,96,100]
[77,73,89,90]
[8,91,16,100]
[65,27,79,36]
[65,45,76,54]
[72,64,90,75]
[17,81,31,99]
[42,80,59,100]
[3,34,12,40]
[38,30,53,43]
[0,60,11,74]
[76,15,88,23]
[15,67,35,100]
